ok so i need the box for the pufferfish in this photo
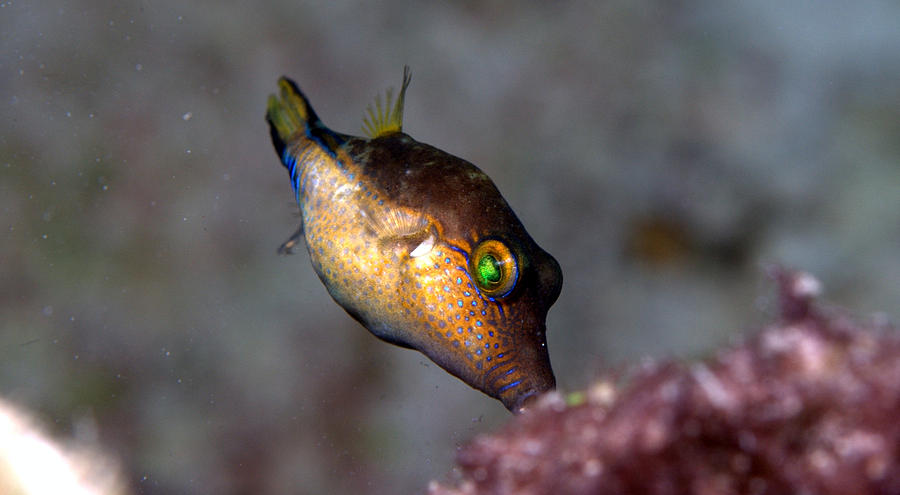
[266,67,562,412]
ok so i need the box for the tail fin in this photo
[266,77,321,162]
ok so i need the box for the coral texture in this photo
[430,270,900,495]
[0,399,127,495]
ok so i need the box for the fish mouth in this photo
[488,318,556,412]
[495,352,556,412]
[503,378,555,413]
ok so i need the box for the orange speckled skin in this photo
[271,90,562,412]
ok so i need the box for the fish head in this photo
[356,135,563,412]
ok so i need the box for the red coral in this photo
[430,270,900,495]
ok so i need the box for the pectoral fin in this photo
[361,203,435,258]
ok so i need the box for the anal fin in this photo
[278,223,305,255]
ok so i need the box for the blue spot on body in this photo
[476,334,483,340]
[476,320,483,327]
[457,300,464,308]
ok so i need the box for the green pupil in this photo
[477,254,502,286]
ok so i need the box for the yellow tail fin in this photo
[266,77,321,148]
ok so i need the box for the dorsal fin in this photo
[362,66,412,138]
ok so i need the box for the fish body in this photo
[266,69,562,412]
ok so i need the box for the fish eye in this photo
[470,239,518,298]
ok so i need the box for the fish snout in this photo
[506,372,556,413]
[496,324,556,413]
